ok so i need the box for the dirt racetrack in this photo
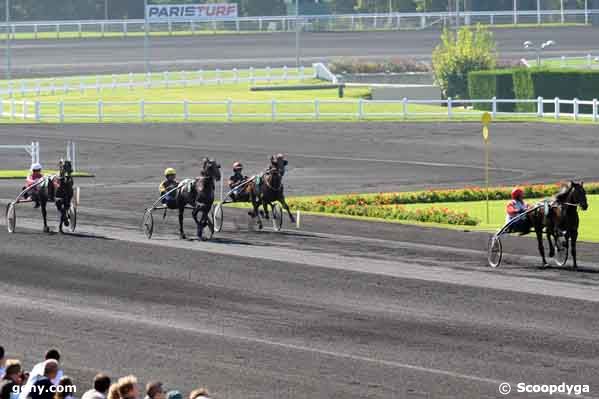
[1,122,599,399]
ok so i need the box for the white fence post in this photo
[587,54,592,69]
[266,66,272,82]
[59,101,65,123]
[233,68,238,84]
[129,72,134,90]
[227,99,233,122]
[112,74,116,90]
[10,99,15,119]
[36,80,41,96]
[593,99,598,122]
[271,99,276,121]
[163,71,169,88]
[249,67,255,85]
[198,69,203,85]
[51,78,56,95]
[183,100,189,121]
[491,97,497,118]
[34,101,41,122]
[140,100,145,122]
[0,99,3,116]
[537,96,543,117]
[299,66,305,81]
[216,69,221,85]
[561,56,566,68]
[358,98,363,120]
[447,97,453,119]
[402,97,408,119]
[98,100,103,122]
[283,66,288,82]
[314,99,320,120]
[554,97,560,119]
[573,98,579,120]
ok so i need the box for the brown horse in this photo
[176,158,221,240]
[248,154,295,230]
[529,181,588,268]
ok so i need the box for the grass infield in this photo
[0,170,94,179]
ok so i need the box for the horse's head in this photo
[270,153,288,176]
[59,159,73,178]
[570,180,588,211]
[202,158,221,182]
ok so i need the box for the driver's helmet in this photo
[233,161,243,171]
[164,167,177,177]
[31,163,43,172]
[511,187,524,200]
[272,153,288,166]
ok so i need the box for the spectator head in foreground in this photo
[54,376,75,399]
[3,359,23,383]
[117,376,139,399]
[44,351,60,363]
[144,382,165,399]
[82,374,111,399]
[0,346,5,379]
[106,384,119,399]
[189,389,211,399]
[165,391,181,399]
[43,360,59,381]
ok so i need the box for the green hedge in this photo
[468,70,515,111]
[468,68,599,114]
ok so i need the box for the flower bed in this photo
[287,182,597,227]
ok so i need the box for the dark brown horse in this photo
[176,158,221,240]
[529,181,588,268]
[31,160,74,233]
[248,154,294,230]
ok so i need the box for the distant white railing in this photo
[0,141,40,165]
[0,9,597,38]
[0,66,315,97]
[2,97,598,123]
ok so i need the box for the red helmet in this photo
[232,161,243,170]
[511,187,524,200]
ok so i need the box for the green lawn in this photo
[400,196,599,242]
[532,57,599,69]
[0,170,93,179]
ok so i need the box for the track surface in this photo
[6,26,599,77]
[1,123,599,398]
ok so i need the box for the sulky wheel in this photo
[68,202,77,233]
[487,235,502,268]
[554,234,569,267]
[142,210,154,239]
[271,203,283,232]
[6,202,16,233]
[213,203,224,233]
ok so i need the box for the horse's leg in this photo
[262,199,270,219]
[250,194,263,229]
[192,206,203,239]
[546,226,555,258]
[56,200,64,234]
[535,223,548,267]
[279,196,295,223]
[41,199,50,233]
[570,230,579,270]
[178,206,186,239]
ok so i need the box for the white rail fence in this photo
[0,9,597,38]
[0,66,314,98]
[0,141,40,165]
[1,97,598,123]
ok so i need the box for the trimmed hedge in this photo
[468,68,599,114]
[468,70,515,111]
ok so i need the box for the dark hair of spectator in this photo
[45,349,61,362]
[94,374,111,394]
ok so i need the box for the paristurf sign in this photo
[147,4,238,21]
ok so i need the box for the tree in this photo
[432,25,497,100]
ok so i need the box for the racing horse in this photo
[176,158,221,240]
[529,181,588,268]
[248,153,295,230]
[32,160,74,233]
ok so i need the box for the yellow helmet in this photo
[164,167,177,177]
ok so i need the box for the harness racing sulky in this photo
[5,160,78,234]
[142,158,221,241]
[488,181,588,269]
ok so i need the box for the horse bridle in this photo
[263,168,283,192]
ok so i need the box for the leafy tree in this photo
[432,25,497,100]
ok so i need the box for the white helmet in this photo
[31,163,43,171]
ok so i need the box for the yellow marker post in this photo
[481,112,492,224]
